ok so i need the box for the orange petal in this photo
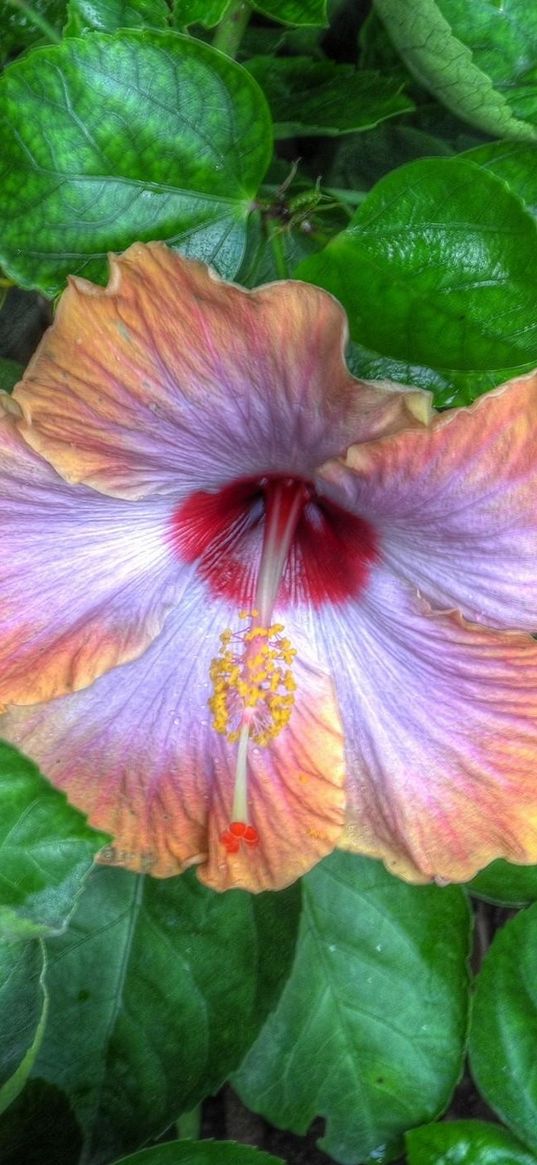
[13,242,431,499]
[320,369,537,632]
[0,592,346,892]
[0,403,182,707]
[318,565,537,884]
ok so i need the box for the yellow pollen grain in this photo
[208,616,297,746]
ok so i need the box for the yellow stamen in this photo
[208,611,296,747]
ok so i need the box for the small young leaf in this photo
[234,851,470,1165]
[469,903,537,1153]
[296,157,537,406]
[0,31,272,295]
[406,1119,537,1164]
[0,940,47,1114]
[33,866,299,1161]
[0,741,108,941]
[245,57,414,138]
[111,1142,285,1164]
[373,0,537,142]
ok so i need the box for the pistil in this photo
[210,476,308,855]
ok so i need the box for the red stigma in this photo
[221,821,260,854]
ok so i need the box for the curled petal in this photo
[0,404,182,707]
[317,565,537,883]
[0,587,346,892]
[14,242,431,499]
[321,371,537,631]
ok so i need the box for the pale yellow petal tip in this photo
[0,392,23,419]
[404,389,434,426]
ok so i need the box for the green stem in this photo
[213,0,251,59]
[268,226,289,280]
[322,186,369,206]
[5,0,62,41]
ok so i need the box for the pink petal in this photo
[0,405,183,707]
[320,371,537,631]
[0,584,346,892]
[14,242,431,499]
[317,563,537,883]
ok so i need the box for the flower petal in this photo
[321,372,537,631]
[317,564,537,883]
[0,403,183,707]
[0,585,346,892]
[14,242,431,499]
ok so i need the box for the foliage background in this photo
[2,1,537,1162]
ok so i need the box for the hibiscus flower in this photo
[1,242,537,892]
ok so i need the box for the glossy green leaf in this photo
[172,0,230,28]
[245,57,413,138]
[0,31,272,295]
[112,1142,285,1164]
[434,0,537,125]
[0,741,108,941]
[234,852,470,1165]
[296,157,537,406]
[463,141,537,217]
[373,0,537,142]
[252,0,327,26]
[64,0,169,35]
[0,940,47,1114]
[346,340,460,408]
[468,860,537,906]
[34,866,299,1161]
[469,903,537,1153]
[406,1119,537,1164]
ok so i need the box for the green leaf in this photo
[469,903,537,1153]
[234,852,470,1165]
[0,358,23,394]
[0,940,47,1114]
[172,0,230,27]
[373,0,537,142]
[65,0,169,35]
[0,31,272,296]
[245,57,413,138]
[406,1119,537,1164]
[0,0,65,58]
[252,0,327,27]
[111,1142,285,1164]
[0,741,108,941]
[346,339,460,408]
[433,0,537,126]
[468,860,537,907]
[463,141,537,217]
[34,866,299,1161]
[296,157,537,407]
[237,211,324,286]
[0,1079,82,1165]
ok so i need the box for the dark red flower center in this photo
[170,474,378,609]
